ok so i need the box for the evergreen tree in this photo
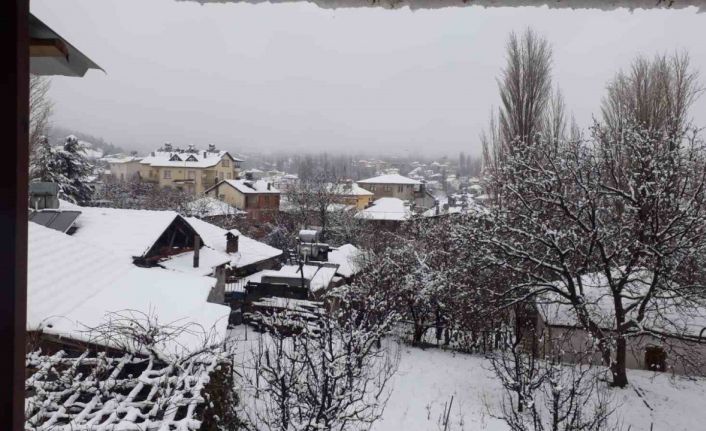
[29,136,63,184]
[29,135,95,204]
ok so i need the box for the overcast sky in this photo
[32,0,706,157]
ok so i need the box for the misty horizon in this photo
[33,0,706,158]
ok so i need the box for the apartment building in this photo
[107,143,243,195]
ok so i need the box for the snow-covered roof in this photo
[536,270,706,338]
[355,197,412,221]
[245,264,339,292]
[185,197,245,217]
[186,216,283,269]
[214,179,280,194]
[421,195,488,218]
[326,244,363,278]
[102,155,141,164]
[357,174,422,185]
[27,223,230,356]
[328,182,374,196]
[60,201,183,261]
[160,246,232,277]
[140,149,242,168]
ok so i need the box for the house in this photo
[329,182,374,210]
[26,221,231,355]
[186,216,283,277]
[320,243,364,286]
[421,192,488,218]
[103,155,142,182]
[354,197,412,228]
[184,196,246,225]
[26,224,233,430]
[51,200,233,302]
[243,263,340,300]
[357,173,436,209]
[205,179,281,223]
[528,270,706,376]
[133,143,243,195]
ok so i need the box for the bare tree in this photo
[490,351,620,431]
[498,28,554,147]
[29,74,52,154]
[477,114,706,387]
[482,28,559,204]
[601,52,702,142]
[239,301,399,431]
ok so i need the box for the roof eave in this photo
[29,13,104,77]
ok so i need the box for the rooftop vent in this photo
[163,142,173,151]
[208,143,216,152]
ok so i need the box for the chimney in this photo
[208,143,216,152]
[203,151,207,158]
[164,142,172,151]
[267,183,271,191]
[225,232,239,253]
[193,235,201,268]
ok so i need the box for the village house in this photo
[102,155,142,182]
[527,271,706,376]
[205,178,281,222]
[329,181,374,209]
[357,173,435,209]
[354,196,412,229]
[26,221,231,352]
[106,143,243,195]
[26,222,234,429]
[185,216,283,278]
[44,200,232,302]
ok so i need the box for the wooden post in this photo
[193,235,200,268]
[0,1,29,430]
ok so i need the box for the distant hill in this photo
[48,126,125,156]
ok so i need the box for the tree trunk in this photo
[413,323,424,346]
[611,336,629,387]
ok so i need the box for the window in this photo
[222,158,230,167]
[188,170,196,179]
[384,185,392,192]
[219,194,225,200]
[398,185,403,193]
[163,170,171,179]
[218,172,224,181]
[369,185,376,192]
[226,172,232,179]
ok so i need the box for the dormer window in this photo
[185,155,198,162]
[169,154,182,162]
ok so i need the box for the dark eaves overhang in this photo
[29,13,104,77]
[183,0,706,12]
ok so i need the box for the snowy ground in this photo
[228,327,706,431]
